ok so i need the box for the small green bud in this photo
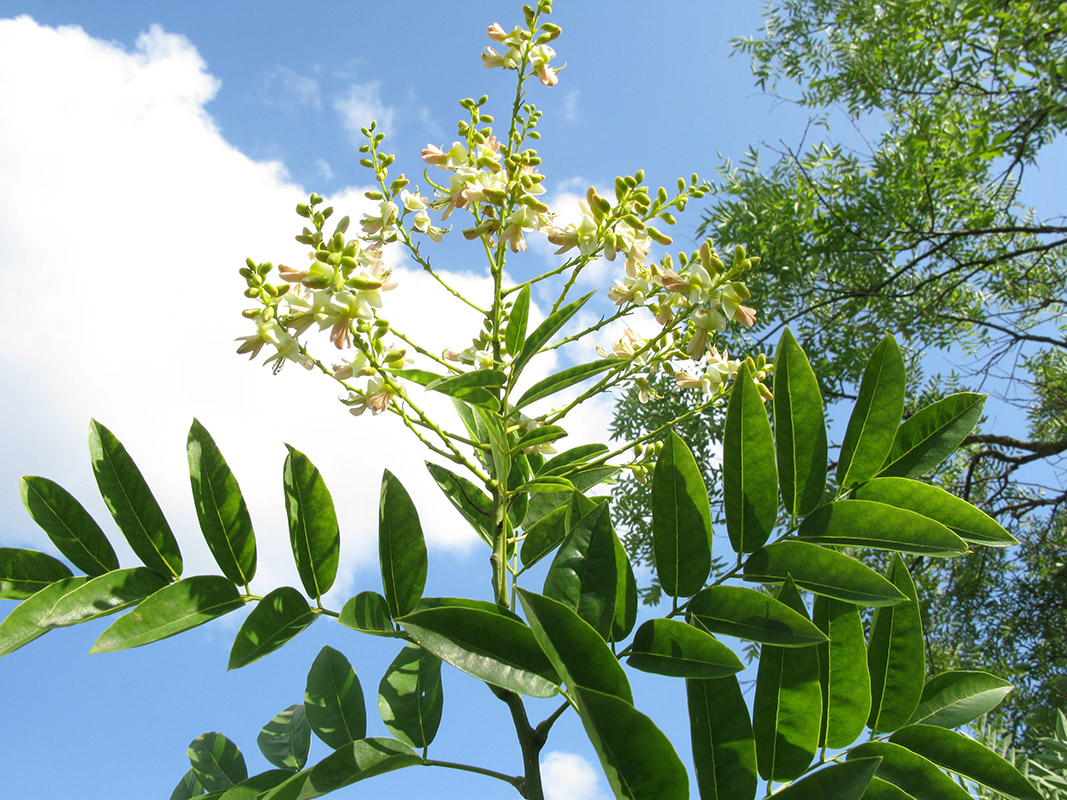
[296,203,311,218]
[622,214,645,231]
[346,275,383,290]
[480,114,494,123]
[614,176,627,201]
[295,234,314,245]
[660,212,677,225]
[541,22,561,39]
[243,287,258,298]
[677,177,686,192]
[634,169,645,184]
[646,226,672,246]
[623,175,637,188]
[241,308,259,319]
[657,186,668,204]
[302,275,331,290]
[359,158,374,168]
[310,193,323,205]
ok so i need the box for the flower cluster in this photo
[482,10,562,87]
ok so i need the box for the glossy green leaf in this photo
[0,576,86,656]
[814,596,871,749]
[425,462,494,547]
[519,502,569,568]
[853,478,1016,547]
[505,284,531,357]
[687,675,757,800]
[609,525,638,643]
[512,291,594,373]
[305,645,366,749]
[771,758,882,800]
[861,776,919,800]
[627,618,743,678]
[743,540,907,606]
[652,432,713,597]
[188,732,248,792]
[848,741,974,800]
[890,724,1041,799]
[571,685,689,800]
[513,476,575,493]
[753,577,822,781]
[170,769,205,800]
[879,393,986,479]
[338,591,397,637]
[282,446,339,600]
[425,369,506,393]
[513,424,567,453]
[378,470,427,619]
[908,670,1013,728]
[378,643,443,749]
[216,769,292,800]
[517,588,631,703]
[538,443,609,476]
[474,406,510,485]
[389,368,443,387]
[89,419,182,579]
[19,476,118,576]
[724,362,779,552]
[868,554,924,732]
[837,336,905,489]
[688,585,827,647]
[90,575,244,653]
[544,501,618,638]
[257,704,311,771]
[40,566,167,628]
[773,328,828,518]
[798,500,967,557]
[228,586,316,669]
[506,449,532,528]
[305,738,421,796]
[188,419,257,586]
[0,548,72,599]
[514,359,624,410]
[396,597,560,698]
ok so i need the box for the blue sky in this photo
[1,3,1060,799]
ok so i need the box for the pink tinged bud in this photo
[278,264,308,283]
[422,144,448,165]
[735,305,758,327]
[482,48,506,69]
[536,63,559,86]
[487,22,508,42]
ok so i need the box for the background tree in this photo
[612,0,1067,746]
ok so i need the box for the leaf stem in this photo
[421,758,523,791]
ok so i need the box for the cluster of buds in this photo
[629,439,665,485]
[482,3,561,87]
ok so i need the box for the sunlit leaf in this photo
[773,328,828,518]
[379,470,427,619]
[848,741,974,800]
[814,596,871,748]
[378,643,443,749]
[512,291,594,373]
[425,462,494,547]
[770,758,882,800]
[724,362,779,552]
[837,336,905,489]
[879,393,985,479]
[305,645,366,749]
[520,502,570,568]
[688,585,827,647]
[868,554,924,733]
[627,618,743,678]
[798,500,967,557]
[652,432,713,597]
[505,284,531,357]
[228,586,316,669]
[40,566,168,629]
[687,675,757,800]
[19,476,118,576]
[0,548,72,599]
[544,501,618,638]
[338,591,397,637]
[515,359,624,410]
[188,732,247,792]
[283,446,339,600]
[305,738,421,796]
[908,670,1014,728]
[257,704,311,771]
[0,576,87,656]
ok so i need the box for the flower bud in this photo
[646,226,672,245]
[346,275,384,290]
[296,203,311,218]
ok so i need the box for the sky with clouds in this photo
[4,3,1061,799]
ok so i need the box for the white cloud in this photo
[334,80,395,143]
[541,751,608,800]
[257,65,322,110]
[0,16,525,605]
[562,88,581,123]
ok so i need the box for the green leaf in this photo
[571,685,689,800]
[520,502,570,568]
[282,446,339,600]
[188,419,257,586]
[837,336,905,489]
[378,643,443,749]
[170,769,205,800]
[513,476,575,493]
[514,359,624,410]
[396,597,560,698]
[19,476,118,576]
[798,500,967,556]
[0,576,87,656]
[228,586,316,669]
[425,462,494,547]
[305,645,366,749]
[773,328,828,518]
[506,284,531,357]
[513,424,567,453]
[687,675,757,800]
[257,704,311,771]
[860,777,917,800]
[512,290,594,374]
[216,770,292,800]
[853,478,1016,547]
[425,369,506,393]
[652,432,713,597]
[338,591,397,637]
[743,540,908,606]
[544,501,618,638]
[474,406,510,485]
[687,585,827,647]
[848,741,974,800]
[724,362,779,552]
[814,596,871,749]
[627,618,743,678]
[305,738,421,796]
[517,588,631,703]
[90,575,244,653]
[0,548,72,599]
[753,577,822,782]
[879,393,986,479]
[609,524,638,643]
[40,566,167,628]
[908,670,1013,728]
[89,419,183,579]
[188,732,248,792]
[890,724,1042,800]
[868,554,924,733]
[379,470,427,619]
[770,758,882,800]
[538,443,609,476]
